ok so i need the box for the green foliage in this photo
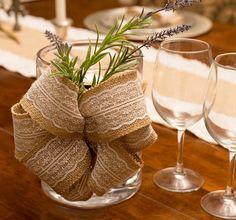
[76,11,149,86]
[45,0,198,91]
[45,12,148,90]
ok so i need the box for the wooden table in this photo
[0,1,236,219]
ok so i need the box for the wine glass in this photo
[201,53,236,219]
[152,38,212,192]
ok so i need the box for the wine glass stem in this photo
[175,129,185,174]
[225,151,236,198]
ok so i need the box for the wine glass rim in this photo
[215,52,236,71]
[160,38,211,54]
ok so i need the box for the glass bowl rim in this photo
[36,39,143,66]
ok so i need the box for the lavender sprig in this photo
[45,30,63,48]
[144,0,200,19]
[143,24,191,48]
[45,30,70,56]
[165,0,201,11]
[123,24,191,62]
[44,31,85,90]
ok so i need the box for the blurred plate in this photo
[84,7,213,40]
[100,6,186,33]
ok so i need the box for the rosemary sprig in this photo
[79,0,198,85]
[101,44,139,83]
[76,10,150,81]
[45,0,199,91]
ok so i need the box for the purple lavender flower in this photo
[144,0,200,19]
[143,24,192,48]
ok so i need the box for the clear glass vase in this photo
[36,40,143,208]
[41,170,141,209]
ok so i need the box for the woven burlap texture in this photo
[11,70,157,201]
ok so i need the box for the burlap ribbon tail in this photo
[11,70,157,201]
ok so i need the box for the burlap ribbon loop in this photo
[79,71,152,143]
[11,70,157,201]
[11,103,92,201]
[20,73,85,139]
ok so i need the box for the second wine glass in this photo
[152,38,212,192]
[201,53,236,219]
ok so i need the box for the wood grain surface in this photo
[0,0,236,219]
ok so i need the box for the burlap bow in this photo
[11,70,157,201]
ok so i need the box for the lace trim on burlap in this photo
[11,70,157,201]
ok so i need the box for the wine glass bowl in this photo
[152,38,212,192]
[201,53,236,219]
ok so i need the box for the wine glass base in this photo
[201,190,236,219]
[153,167,204,192]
